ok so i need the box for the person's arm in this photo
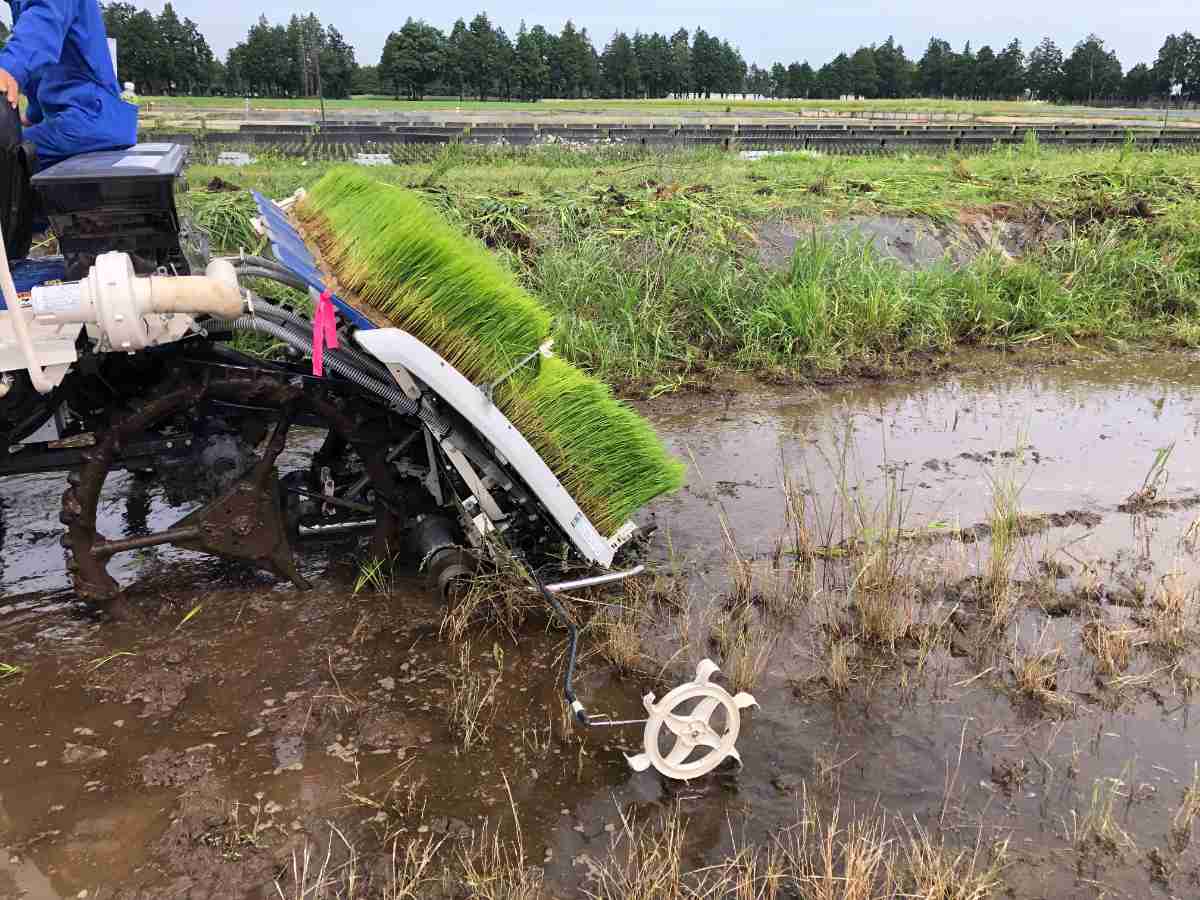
[0,0,71,105]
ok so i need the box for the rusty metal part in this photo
[62,372,406,605]
[62,382,207,602]
[170,404,310,590]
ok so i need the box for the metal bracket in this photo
[481,339,553,404]
[441,440,504,523]
[422,428,444,506]
[385,361,422,402]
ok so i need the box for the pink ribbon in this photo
[312,290,340,377]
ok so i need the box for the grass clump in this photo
[296,167,684,533]
[447,643,501,751]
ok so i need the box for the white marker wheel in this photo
[626,659,757,780]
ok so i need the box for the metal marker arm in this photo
[531,563,647,728]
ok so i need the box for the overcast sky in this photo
[27,2,1185,71]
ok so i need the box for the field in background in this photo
[186,143,1200,394]
[141,94,1200,125]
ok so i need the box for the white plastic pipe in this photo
[140,265,243,318]
[0,226,54,394]
[31,253,247,352]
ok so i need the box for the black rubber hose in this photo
[227,254,299,276]
[204,315,415,414]
[203,315,450,438]
[250,299,392,382]
[529,565,590,726]
[236,266,309,292]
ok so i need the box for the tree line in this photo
[93,4,1200,107]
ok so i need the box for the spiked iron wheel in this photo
[61,373,405,605]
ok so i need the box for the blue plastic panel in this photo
[0,256,68,310]
[251,192,376,331]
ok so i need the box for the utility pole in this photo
[313,47,326,124]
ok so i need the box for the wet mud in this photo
[755,207,1068,272]
[2,351,1200,897]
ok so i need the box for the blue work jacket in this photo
[0,0,137,164]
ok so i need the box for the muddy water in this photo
[0,352,1199,897]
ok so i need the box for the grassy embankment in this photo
[144,94,1185,122]
[185,142,1200,394]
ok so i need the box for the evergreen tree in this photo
[1061,34,1122,103]
[601,31,639,98]
[445,19,468,100]
[874,37,913,98]
[994,39,1026,99]
[668,28,691,96]
[1027,37,1065,101]
[769,62,787,98]
[786,62,814,98]
[513,22,551,100]
[917,38,952,96]
[849,45,879,97]
[1123,63,1155,103]
[463,13,499,100]
[380,19,446,100]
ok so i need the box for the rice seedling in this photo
[183,189,263,253]
[353,555,399,596]
[827,638,856,695]
[1067,774,1136,855]
[590,585,653,677]
[439,541,538,643]
[584,804,688,900]
[87,650,136,672]
[296,168,684,534]
[1124,442,1175,510]
[709,600,776,693]
[983,456,1026,628]
[174,603,203,631]
[1171,763,1200,851]
[1082,620,1137,676]
[1146,569,1198,654]
[0,662,21,680]
[854,584,916,650]
[899,821,1008,900]
[1010,626,1073,711]
[275,824,447,900]
[458,776,544,900]
[775,800,893,900]
[447,643,501,751]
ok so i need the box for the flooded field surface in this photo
[2,351,1200,898]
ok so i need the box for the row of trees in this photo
[787,34,1162,104]
[92,6,1200,106]
[100,5,356,99]
[378,15,747,101]
[375,19,1200,105]
[101,2,215,94]
[224,14,357,99]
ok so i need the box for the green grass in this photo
[295,167,684,533]
[142,94,1192,123]
[187,144,1200,392]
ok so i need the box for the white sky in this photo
[12,2,1181,72]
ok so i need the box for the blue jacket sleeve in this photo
[24,82,43,124]
[0,0,71,89]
